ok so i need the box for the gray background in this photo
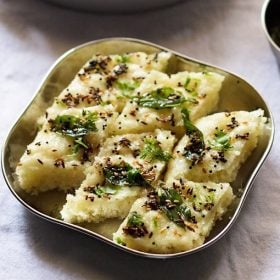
[1,0,279,279]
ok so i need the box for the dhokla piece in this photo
[170,71,224,120]
[16,105,117,194]
[61,156,148,223]
[113,179,234,253]
[98,129,177,183]
[112,70,224,136]
[165,109,266,183]
[46,52,172,119]
[61,130,177,223]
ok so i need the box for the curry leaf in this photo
[181,109,205,163]
[51,111,97,138]
[50,111,98,157]
[103,162,149,187]
[136,87,187,109]
[157,188,192,228]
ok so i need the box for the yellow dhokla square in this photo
[113,179,234,253]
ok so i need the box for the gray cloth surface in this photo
[0,0,279,279]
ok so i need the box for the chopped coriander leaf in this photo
[103,162,149,187]
[123,211,148,238]
[209,130,232,151]
[136,87,189,109]
[116,80,140,98]
[184,78,200,96]
[127,211,144,227]
[184,78,191,89]
[93,185,121,196]
[116,54,130,63]
[152,217,158,228]
[181,109,205,164]
[189,186,216,212]
[192,199,203,212]
[206,192,215,204]
[73,137,88,153]
[117,80,140,92]
[116,237,126,246]
[140,138,171,162]
[190,187,206,211]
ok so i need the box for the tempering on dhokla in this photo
[15,51,267,253]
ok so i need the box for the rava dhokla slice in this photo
[98,129,177,183]
[113,179,234,253]
[60,130,177,223]
[16,105,117,194]
[45,52,172,119]
[111,70,224,136]
[61,156,148,223]
[165,109,267,183]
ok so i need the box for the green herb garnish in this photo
[136,87,190,109]
[93,185,121,196]
[181,108,199,135]
[115,237,126,246]
[206,191,215,204]
[209,130,232,151]
[127,211,144,227]
[103,162,149,187]
[116,80,140,98]
[140,138,171,162]
[184,78,200,96]
[190,186,216,212]
[158,188,183,204]
[152,217,158,228]
[157,188,192,228]
[50,111,97,157]
[73,137,89,153]
[123,211,148,238]
[116,54,130,63]
[181,109,205,164]
[51,111,97,138]
[117,80,140,92]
